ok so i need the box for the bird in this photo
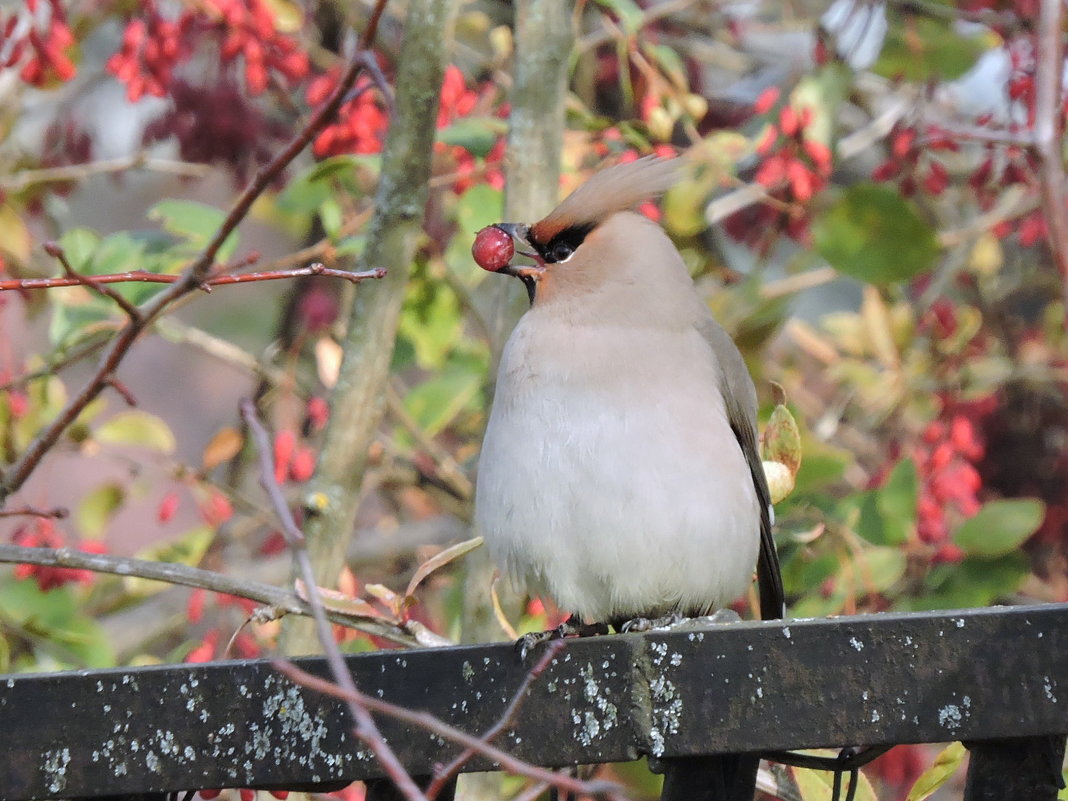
[472,156,784,801]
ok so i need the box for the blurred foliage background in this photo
[0,0,1066,798]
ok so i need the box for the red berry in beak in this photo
[472,225,515,272]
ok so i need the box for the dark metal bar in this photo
[0,604,1065,801]
[963,736,1067,801]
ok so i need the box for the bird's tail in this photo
[660,753,759,801]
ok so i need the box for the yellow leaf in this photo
[404,536,483,599]
[261,0,302,31]
[906,742,966,801]
[96,410,176,454]
[202,427,243,471]
[125,525,213,596]
[491,575,519,639]
[294,580,399,623]
[969,232,1003,276]
[861,285,899,369]
[0,204,31,263]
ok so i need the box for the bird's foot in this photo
[515,615,608,660]
[619,612,684,633]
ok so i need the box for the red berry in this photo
[472,226,514,272]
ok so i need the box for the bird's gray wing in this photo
[698,315,785,620]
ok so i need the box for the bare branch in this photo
[0,506,67,519]
[0,264,385,293]
[426,640,566,796]
[0,542,418,646]
[281,0,458,653]
[0,154,211,192]
[44,241,142,320]
[0,18,391,505]
[240,397,426,801]
[1032,0,1068,315]
[274,660,631,801]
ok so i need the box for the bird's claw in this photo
[620,613,684,633]
[514,616,608,660]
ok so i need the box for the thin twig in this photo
[0,154,211,192]
[240,398,427,801]
[0,264,385,293]
[578,0,697,51]
[0,543,417,646]
[1032,0,1068,315]
[273,660,631,800]
[45,242,142,320]
[0,23,390,505]
[0,506,67,519]
[385,380,473,500]
[426,640,566,797]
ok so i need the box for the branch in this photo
[0,154,211,192]
[274,660,631,801]
[240,398,426,801]
[0,18,390,506]
[426,640,566,796]
[281,0,458,653]
[0,543,418,647]
[0,506,67,519]
[43,241,142,320]
[0,263,385,293]
[1032,0,1068,314]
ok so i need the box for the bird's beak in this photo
[494,222,546,305]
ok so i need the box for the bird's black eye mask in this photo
[530,222,595,265]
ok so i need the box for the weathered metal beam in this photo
[1,604,1066,801]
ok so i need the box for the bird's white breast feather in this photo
[476,316,760,622]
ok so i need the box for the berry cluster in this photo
[2,0,76,87]
[722,87,833,248]
[11,518,106,591]
[913,414,985,562]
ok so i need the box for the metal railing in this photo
[2,604,1066,801]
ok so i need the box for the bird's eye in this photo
[550,242,574,263]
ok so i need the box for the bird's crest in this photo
[530,156,681,244]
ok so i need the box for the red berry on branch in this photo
[472,226,515,272]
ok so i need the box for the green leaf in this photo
[853,546,907,594]
[305,154,364,184]
[49,615,115,668]
[0,578,77,626]
[126,525,214,596]
[906,742,966,801]
[95,411,177,454]
[813,184,939,285]
[875,12,992,82]
[319,198,343,239]
[437,117,507,158]
[953,498,1045,557]
[852,490,889,546]
[77,483,125,538]
[908,553,1030,610]
[57,228,101,272]
[403,367,483,438]
[398,282,463,370]
[875,458,918,546]
[148,199,239,261]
